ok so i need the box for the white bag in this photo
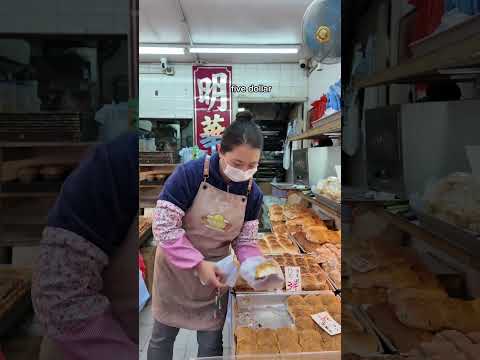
[215,254,240,288]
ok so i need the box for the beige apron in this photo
[152,156,252,331]
[39,217,139,360]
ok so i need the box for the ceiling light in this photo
[189,47,298,54]
[139,46,185,55]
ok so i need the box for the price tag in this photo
[349,255,377,273]
[311,312,341,336]
[285,266,302,292]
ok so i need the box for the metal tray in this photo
[356,305,398,354]
[312,191,341,213]
[346,305,388,355]
[192,352,341,360]
[416,210,480,254]
[231,291,336,353]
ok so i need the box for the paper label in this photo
[349,255,377,273]
[311,312,341,336]
[285,266,302,292]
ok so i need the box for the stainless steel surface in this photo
[416,210,480,254]
[293,149,309,185]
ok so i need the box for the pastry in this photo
[272,223,288,235]
[278,342,302,353]
[236,327,257,342]
[295,316,317,331]
[467,332,480,344]
[256,328,276,345]
[275,327,299,343]
[256,342,278,354]
[289,305,314,319]
[255,260,281,279]
[367,303,433,353]
[270,214,285,222]
[304,295,324,307]
[342,287,388,305]
[287,295,306,307]
[236,342,256,354]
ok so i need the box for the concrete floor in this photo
[139,302,232,360]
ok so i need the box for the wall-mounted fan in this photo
[302,0,341,64]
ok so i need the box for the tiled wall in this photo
[139,63,308,119]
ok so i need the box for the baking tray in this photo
[312,191,341,213]
[229,291,339,359]
[193,352,341,360]
[345,305,388,355]
[415,210,480,254]
[356,305,398,354]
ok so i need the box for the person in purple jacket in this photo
[148,111,265,359]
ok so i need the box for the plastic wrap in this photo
[316,177,341,203]
[417,172,480,233]
[215,255,240,288]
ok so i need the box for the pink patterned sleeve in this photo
[153,200,204,269]
[32,227,136,359]
[233,220,262,263]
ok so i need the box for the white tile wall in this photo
[139,63,308,119]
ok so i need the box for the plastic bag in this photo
[316,177,341,202]
[139,270,150,312]
[215,254,240,288]
[239,256,285,291]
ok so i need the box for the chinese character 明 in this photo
[197,72,228,111]
[200,114,225,148]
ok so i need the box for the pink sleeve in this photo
[153,200,204,269]
[32,227,136,359]
[233,220,262,263]
[54,312,136,360]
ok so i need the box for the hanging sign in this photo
[193,65,232,152]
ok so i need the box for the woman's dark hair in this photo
[220,110,264,153]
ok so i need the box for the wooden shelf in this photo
[288,112,341,141]
[353,23,480,88]
[0,192,58,198]
[0,232,41,247]
[0,142,97,148]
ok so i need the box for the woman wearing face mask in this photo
[148,111,265,359]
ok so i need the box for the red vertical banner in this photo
[193,65,232,152]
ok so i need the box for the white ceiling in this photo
[139,0,313,63]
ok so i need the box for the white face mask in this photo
[223,160,257,182]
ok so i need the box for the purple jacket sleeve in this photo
[32,227,136,360]
[152,200,204,269]
[232,220,263,263]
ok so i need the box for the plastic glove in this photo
[239,256,284,291]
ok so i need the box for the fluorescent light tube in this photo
[189,47,298,54]
[139,46,185,55]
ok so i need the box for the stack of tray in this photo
[0,113,82,141]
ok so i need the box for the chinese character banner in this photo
[193,65,232,152]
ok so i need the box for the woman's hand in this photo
[195,261,226,288]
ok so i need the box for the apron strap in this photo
[203,155,210,181]
[247,178,253,196]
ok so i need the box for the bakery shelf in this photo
[0,142,97,148]
[288,112,341,141]
[298,192,341,228]
[373,207,480,271]
[0,231,42,247]
[353,23,480,88]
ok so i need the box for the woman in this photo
[148,111,265,359]
[32,132,139,360]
